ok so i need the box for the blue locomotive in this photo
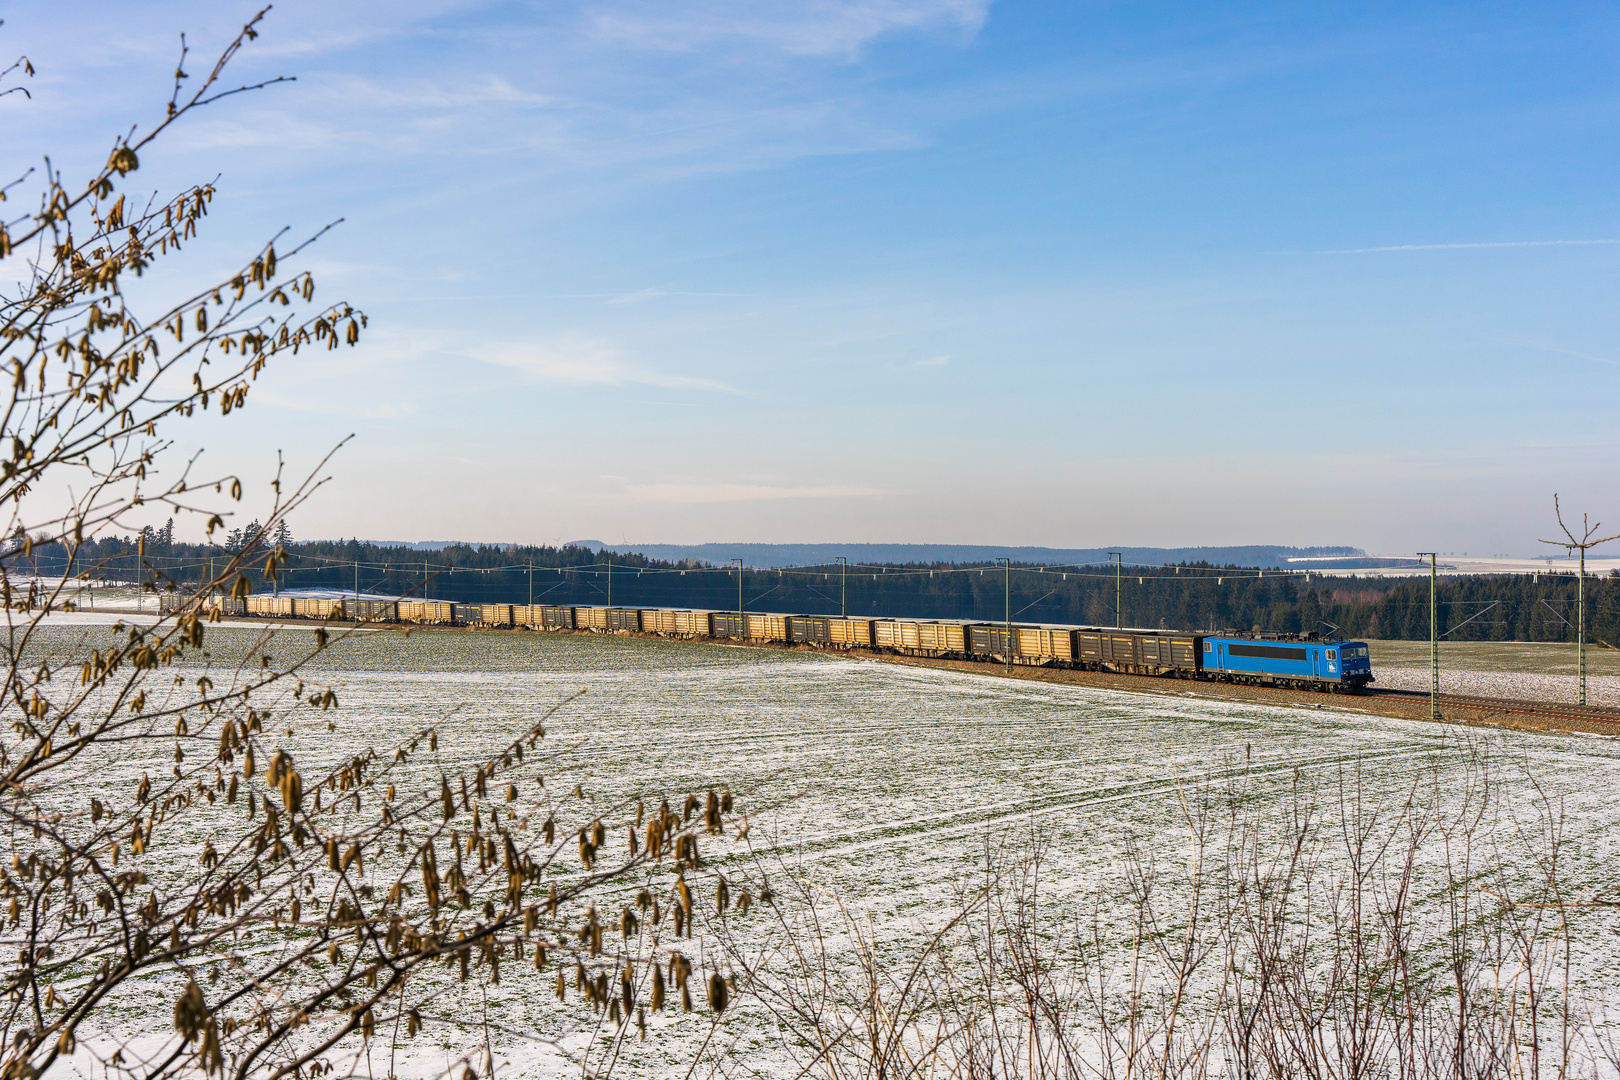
[1201,636,1373,691]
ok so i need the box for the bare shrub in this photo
[724,745,1612,1079]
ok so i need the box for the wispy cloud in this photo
[252,391,419,420]
[320,73,553,111]
[585,0,990,58]
[601,288,753,305]
[1509,342,1620,369]
[479,336,737,392]
[32,0,995,193]
[1323,239,1620,254]
[914,354,950,367]
[625,481,888,503]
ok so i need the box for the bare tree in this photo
[0,14,741,1079]
[1540,494,1620,705]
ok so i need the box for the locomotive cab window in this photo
[1204,641,1212,652]
[1327,649,1337,661]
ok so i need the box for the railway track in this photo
[1367,687,1620,726]
[212,611,1620,733]
[859,647,1620,732]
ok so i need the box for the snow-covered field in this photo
[1373,663,1620,704]
[21,620,1620,1077]
[1371,639,1620,704]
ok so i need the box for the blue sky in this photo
[5,1,1618,554]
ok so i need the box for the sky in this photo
[3,0,1619,556]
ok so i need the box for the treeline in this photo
[12,536,1620,644]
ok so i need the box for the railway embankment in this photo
[265,616,1620,738]
[192,612,1620,738]
[855,650,1620,736]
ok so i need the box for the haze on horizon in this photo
[5,1,1617,558]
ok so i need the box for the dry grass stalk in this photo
[717,746,1617,1080]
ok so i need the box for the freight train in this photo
[162,593,1375,692]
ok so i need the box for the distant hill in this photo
[563,542,1364,570]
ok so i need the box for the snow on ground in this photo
[1373,663,1620,705]
[18,623,1620,1078]
[1372,639,1620,705]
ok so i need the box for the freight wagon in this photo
[398,600,456,624]
[787,615,830,643]
[349,598,399,622]
[640,609,679,635]
[917,622,967,654]
[1018,626,1075,662]
[637,609,725,637]
[574,606,609,631]
[1076,631,1198,676]
[873,619,922,650]
[745,613,788,642]
[291,597,342,620]
[869,619,971,656]
[828,619,873,647]
[165,593,398,622]
[478,603,514,627]
[248,596,294,618]
[539,605,575,630]
[673,610,714,637]
[966,625,1076,662]
[158,593,244,616]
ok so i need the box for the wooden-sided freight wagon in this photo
[828,618,873,647]
[966,625,1076,663]
[398,600,456,624]
[347,598,399,622]
[745,613,789,642]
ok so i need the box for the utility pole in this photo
[998,557,1012,674]
[1540,495,1619,706]
[353,559,358,609]
[1108,552,1122,629]
[607,556,612,609]
[1417,552,1439,720]
[837,556,847,617]
[528,562,533,608]
[734,558,744,637]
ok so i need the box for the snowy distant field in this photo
[1372,664,1620,705]
[1371,639,1620,704]
[15,581,409,616]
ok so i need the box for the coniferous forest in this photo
[23,530,1620,645]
